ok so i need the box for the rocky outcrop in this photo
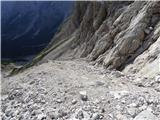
[10,1,160,76]
[123,35,160,77]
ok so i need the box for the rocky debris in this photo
[2,60,160,120]
[132,75,160,92]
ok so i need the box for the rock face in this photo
[123,35,160,77]
[11,1,160,77]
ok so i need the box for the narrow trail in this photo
[1,60,160,120]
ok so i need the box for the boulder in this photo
[133,110,158,120]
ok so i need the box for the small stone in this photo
[92,113,100,120]
[94,99,100,104]
[101,108,105,113]
[95,81,105,86]
[121,99,126,104]
[37,113,46,120]
[108,113,113,118]
[5,109,12,117]
[48,111,59,119]
[12,110,19,117]
[116,105,121,110]
[52,114,59,119]
[2,105,7,112]
[112,71,124,77]
[144,29,150,34]
[146,107,153,112]
[116,113,128,120]
[22,111,30,119]
[40,107,45,112]
[2,114,9,120]
[133,110,158,120]
[147,97,155,104]
[23,96,30,103]
[29,81,35,85]
[1,95,8,101]
[127,108,137,117]
[155,75,160,83]
[56,99,63,103]
[58,109,67,118]
[79,91,88,101]
[58,81,63,85]
[10,117,16,120]
[149,27,153,30]
[31,110,41,116]
[99,114,104,119]
[71,99,77,104]
[41,99,46,104]
[32,104,40,110]
[110,90,129,99]
[128,103,137,107]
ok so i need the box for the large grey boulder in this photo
[133,110,158,120]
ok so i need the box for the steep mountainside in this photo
[2,1,160,120]
[11,1,160,77]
